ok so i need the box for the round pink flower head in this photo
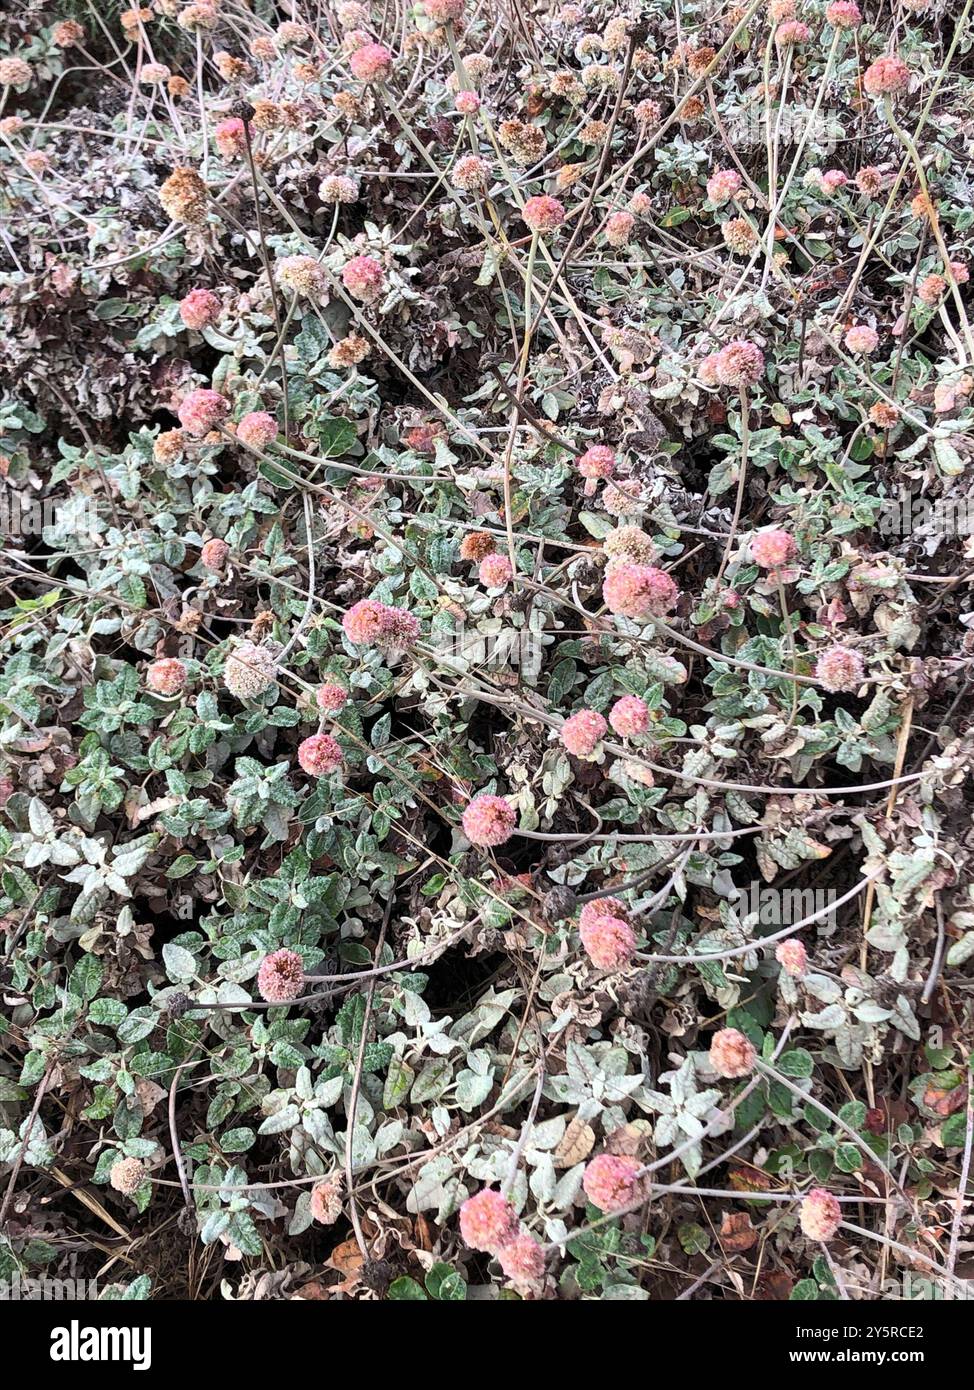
[709,1027,757,1078]
[820,169,848,194]
[320,174,358,205]
[605,211,635,247]
[146,657,188,695]
[177,388,230,438]
[580,913,636,970]
[951,260,970,286]
[917,273,946,306]
[236,411,278,450]
[214,118,247,159]
[479,552,513,588]
[426,0,465,21]
[498,1231,545,1292]
[522,195,566,234]
[179,287,220,330]
[343,598,391,645]
[297,733,344,776]
[844,324,879,355]
[342,254,386,303]
[452,153,490,191]
[382,605,420,647]
[856,165,884,196]
[110,1157,147,1195]
[455,90,480,114]
[582,1153,642,1213]
[751,527,795,569]
[775,938,808,977]
[277,254,328,300]
[462,793,516,847]
[825,0,861,24]
[715,338,765,387]
[609,695,649,737]
[349,42,393,82]
[578,896,629,930]
[800,1187,842,1242]
[316,682,348,713]
[201,537,229,570]
[577,444,616,480]
[815,644,865,692]
[257,948,305,1003]
[603,563,679,620]
[309,1179,343,1225]
[460,1189,519,1253]
[561,708,608,757]
[863,55,910,97]
[707,168,742,205]
[775,19,811,44]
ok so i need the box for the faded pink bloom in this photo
[844,324,879,355]
[776,939,808,977]
[426,0,465,20]
[257,948,305,1003]
[382,606,420,646]
[52,20,86,46]
[522,195,566,234]
[751,527,795,569]
[452,154,490,191]
[917,273,946,305]
[214,117,247,158]
[459,1188,519,1252]
[707,168,742,204]
[177,388,230,438]
[825,0,861,25]
[561,708,608,757]
[815,645,865,692]
[609,695,649,737]
[856,166,884,196]
[863,55,909,96]
[800,1187,842,1241]
[277,254,328,299]
[709,1027,757,1078]
[579,913,636,970]
[604,211,635,247]
[201,538,229,569]
[316,683,349,713]
[343,599,392,645]
[455,90,480,114]
[342,254,386,303]
[462,793,516,847]
[578,897,628,930]
[349,42,393,82]
[628,191,652,217]
[820,169,849,193]
[577,444,616,492]
[319,174,358,204]
[498,1231,545,1291]
[310,1179,343,1224]
[236,411,279,449]
[603,563,679,620]
[146,657,187,695]
[0,57,32,87]
[223,641,277,698]
[775,19,811,45]
[297,733,344,776]
[179,287,220,330]
[582,1153,642,1212]
[951,260,970,285]
[479,552,513,588]
[110,1157,147,1195]
[715,338,765,387]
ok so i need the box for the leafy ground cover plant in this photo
[0,0,973,1304]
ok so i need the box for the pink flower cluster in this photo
[604,211,634,247]
[863,55,910,96]
[257,948,305,1003]
[714,338,765,387]
[297,733,344,776]
[342,254,386,303]
[709,1027,757,1078]
[775,939,808,977]
[177,388,230,438]
[236,411,279,449]
[800,1187,842,1241]
[315,682,349,713]
[561,708,607,757]
[577,443,616,484]
[458,1188,544,1293]
[751,527,795,569]
[349,42,393,81]
[608,695,649,737]
[844,324,879,355]
[179,287,220,330]
[479,553,513,588]
[815,644,865,692]
[603,563,679,620]
[462,793,516,847]
[582,1153,642,1212]
[579,911,636,970]
[522,195,566,234]
[146,658,188,695]
[706,168,742,205]
[825,0,861,26]
[214,117,247,158]
[342,599,419,647]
